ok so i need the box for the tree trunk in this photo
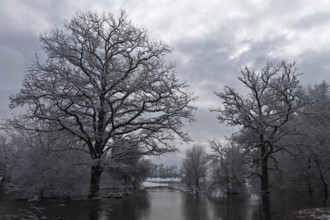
[262,194,271,220]
[195,178,199,189]
[307,157,313,205]
[322,180,328,206]
[0,176,3,200]
[88,164,104,199]
[225,168,230,193]
[314,159,328,205]
[261,147,269,194]
[124,174,128,185]
[132,177,137,188]
[261,158,269,194]
[306,177,312,205]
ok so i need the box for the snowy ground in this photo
[143,177,181,188]
[143,181,169,187]
[145,177,181,182]
[291,208,330,219]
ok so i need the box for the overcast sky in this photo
[1,0,330,165]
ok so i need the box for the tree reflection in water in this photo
[1,189,330,219]
[262,194,271,220]
[182,193,211,220]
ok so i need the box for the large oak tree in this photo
[10,11,196,198]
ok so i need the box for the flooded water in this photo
[0,188,328,220]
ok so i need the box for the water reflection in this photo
[182,194,212,220]
[1,189,329,219]
[101,191,150,220]
[146,188,184,220]
[209,193,264,220]
[262,194,271,220]
[161,189,265,220]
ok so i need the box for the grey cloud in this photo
[0,30,44,118]
[2,0,330,166]
[237,36,290,67]
[169,25,293,147]
[0,46,25,89]
[185,107,236,142]
[172,23,290,96]
[151,152,184,166]
[0,30,42,62]
[297,49,330,85]
[290,12,330,30]
[173,33,237,87]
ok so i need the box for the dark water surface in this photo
[0,188,328,220]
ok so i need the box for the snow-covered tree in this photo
[9,11,196,198]
[212,61,306,194]
[105,139,145,186]
[149,163,180,178]
[208,141,248,193]
[253,81,330,205]
[133,159,153,185]
[0,134,12,199]
[182,145,208,189]
[2,125,89,200]
[292,82,330,204]
[0,135,9,183]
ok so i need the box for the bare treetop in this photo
[212,61,306,194]
[10,11,195,156]
[9,11,196,198]
[213,61,303,139]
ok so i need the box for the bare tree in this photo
[9,11,196,198]
[297,82,330,204]
[209,141,248,193]
[2,121,91,200]
[211,61,306,194]
[181,145,208,190]
[0,135,10,197]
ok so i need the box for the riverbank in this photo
[143,177,191,194]
[289,208,330,220]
